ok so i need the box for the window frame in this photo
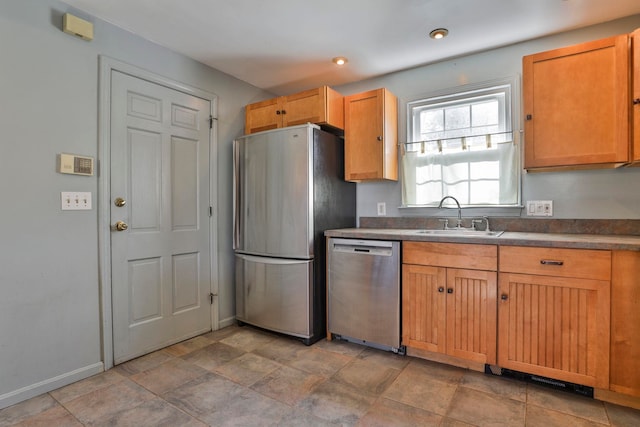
[402,76,521,208]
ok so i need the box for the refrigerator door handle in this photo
[233,140,241,250]
[236,253,311,265]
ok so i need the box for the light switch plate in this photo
[377,202,386,216]
[61,192,92,210]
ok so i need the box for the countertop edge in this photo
[324,228,640,251]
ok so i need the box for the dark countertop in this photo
[324,228,640,251]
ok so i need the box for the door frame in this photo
[98,56,219,369]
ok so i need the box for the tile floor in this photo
[1,324,640,426]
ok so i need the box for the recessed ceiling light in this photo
[332,57,348,65]
[429,28,449,40]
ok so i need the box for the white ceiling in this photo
[61,0,640,95]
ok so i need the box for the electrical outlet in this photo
[61,192,92,210]
[526,200,553,217]
[377,202,386,216]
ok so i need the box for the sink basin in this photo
[413,229,504,237]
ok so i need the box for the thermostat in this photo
[58,153,94,176]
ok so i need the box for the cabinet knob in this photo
[276,110,281,115]
[634,99,640,105]
[438,287,444,293]
[447,288,453,294]
[376,136,383,141]
[526,114,532,120]
[501,294,508,301]
[281,109,286,115]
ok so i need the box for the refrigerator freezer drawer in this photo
[235,253,313,338]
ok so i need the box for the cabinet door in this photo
[498,273,610,388]
[633,29,640,163]
[610,251,640,397]
[245,97,283,134]
[523,35,629,169]
[402,264,446,353]
[344,88,397,181]
[446,269,497,364]
[283,86,344,130]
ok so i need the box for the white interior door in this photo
[110,70,212,364]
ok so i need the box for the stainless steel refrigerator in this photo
[233,124,356,345]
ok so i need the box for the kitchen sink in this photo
[413,229,504,237]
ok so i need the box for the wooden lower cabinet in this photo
[403,264,497,364]
[610,251,640,397]
[497,272,610,389]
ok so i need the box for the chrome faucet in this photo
[437,196,462,228]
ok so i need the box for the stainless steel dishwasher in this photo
[327,238,403,354]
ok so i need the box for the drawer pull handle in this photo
[540,259,564,266]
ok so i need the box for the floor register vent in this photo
[484,365,594,398]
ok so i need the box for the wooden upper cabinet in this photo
[523,34,630,170]
[244,86,343,135]
[344,88,398,182]
[632,29,640,163]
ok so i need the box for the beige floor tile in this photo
[440,417,477,427]
[94,398,206,427]
[334,357,401,396]
[526,404,609,427]
[459,370,527,402]
[181,341,245,371]
[0,394,61,426]
[163,335,214,357]
[50,370,126,404]
[114,350,174,376]
[446,387,525,426]
[250,365,324,406]
[252,336,314,364]
[405,358,466,385]
[313,337,367,357]
[297,380,377,425]
[166,372,289,426]
[62,380,155,425]
[11,405,82,427]
[383,372,458,416]
[277,408,342,426]
[198,324,241,341]
[605,401,640,427]
[357,346,410,370]
[356,397,443,426]
[287,347,352,377]
[527,385,609,425]
[130,358,208,395]
[219,327,276,352]
[163,372,244,417]
[213,352,281,386]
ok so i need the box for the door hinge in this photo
[209,206,213,217]
[209,115,217,129]
[209,293,216,304]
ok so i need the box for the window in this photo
[402,78,520,207]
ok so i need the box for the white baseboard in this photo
[0,362,104,410]
[218,316,237,329]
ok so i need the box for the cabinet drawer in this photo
[499,246,611,280]
[403,242,497,271]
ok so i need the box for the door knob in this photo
[114,221,128,231]
[114,197,126,207]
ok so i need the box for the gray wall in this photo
[336,15,640,221]
[0,0,270,408]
